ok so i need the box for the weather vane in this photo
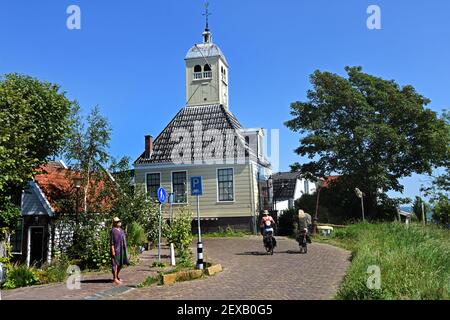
[203,1,212,30]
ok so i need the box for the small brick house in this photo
[10,161,113,267]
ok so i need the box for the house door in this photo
[30,227,44,267]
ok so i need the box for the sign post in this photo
[191,176,203,270]
[157,187,167,262]
[168,193,175,266]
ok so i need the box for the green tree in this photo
[109,157,160,245]
[64,105,111,214]
[285,67,450,219]
[412,196,430,222]
[421,113,450,226]
[0,73,74,231]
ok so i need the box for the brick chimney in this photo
[145,135,153,159]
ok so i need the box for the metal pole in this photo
[421,200,426,225]
[197,195,203,270]
[170,195,173,225]
[169,194,175,266]
[361,197,365,222]
[315,187,321,220]
[158,203,162,262]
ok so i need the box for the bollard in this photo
[197,242,204,270]
[170,243,176,266]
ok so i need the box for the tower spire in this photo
[203,1,212,31]
[202,2,212,43]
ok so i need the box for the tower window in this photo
[222,68,227,82]
[194,65,202,80]
[203,64,212,79]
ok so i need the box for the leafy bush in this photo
[88,228,111,270]
[165,206,194,266]
[126,222,146,249]
[204,226,250,238]
[3,264,39,289]
[432,196,450,226]
[0,200,21,231]
[41,255,71,283]
[277,208,297,237]
[69,223,111,270]
[332,223,450,300]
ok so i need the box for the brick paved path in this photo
[1,247,165,300]
[1,237,350,300]
[112,236,351,300]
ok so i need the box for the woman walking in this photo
[110,217,129,284]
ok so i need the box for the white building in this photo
[272,172,316,212]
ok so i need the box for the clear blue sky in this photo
[1,0,449,201]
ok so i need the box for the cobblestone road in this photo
[113,236,351,300]
[1,236,350,300]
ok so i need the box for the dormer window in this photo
[203,64,212,79]
[193,65,202,80]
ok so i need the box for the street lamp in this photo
[355,188,365,221]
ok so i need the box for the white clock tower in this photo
[185,8,229,109]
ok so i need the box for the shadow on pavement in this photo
[81,279,113,284]
[277,250,305,255]
[235,251,274,256]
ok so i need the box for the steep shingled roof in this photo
[134,104,249,165]
[273,171,302,200]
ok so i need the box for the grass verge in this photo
[317,222,450,300]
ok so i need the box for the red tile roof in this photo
[34,161,114,213]
[321,176,340,189]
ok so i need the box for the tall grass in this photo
[329,222,450,300]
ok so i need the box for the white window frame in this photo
[145,172,162,200]
[171,170,188,205]
[11,218,24,255]
[216,167,235,203]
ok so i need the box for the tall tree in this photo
[64,105,111,214]
[412,196,429,222]
[285,67,449,218]
[0,73,74,229]
[109,157,160,244]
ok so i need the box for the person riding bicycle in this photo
[260,210,277,247]
[297,209,312,244]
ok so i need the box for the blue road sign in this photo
[191,176,203,196]
[157,187,167,203]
